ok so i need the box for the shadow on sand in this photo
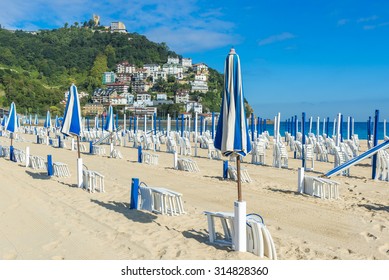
[90,199,158,223]
[266,187,303,196]
[25,170,51,180]
[182,229,232,252]
[358,203,389,213]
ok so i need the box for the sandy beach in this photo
[0,130,388,260]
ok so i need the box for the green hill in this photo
[0,25,252,117]
[0,26,179,114]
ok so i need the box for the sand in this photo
[0,130,388,260]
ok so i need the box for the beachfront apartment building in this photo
[186,101,203,114]
[116,61,136,74]
[131,81,151,93]
[143,63,161,76]
[162,63,184,79]
[181,58,192,69]
[106,82,129,94]
[175,90,190,104]
[152,71,168,82]
[116,73,132,83]
[111,21,126,32]
[156,93,167,101]
[167,56,180,64]
[92,88,118,105]
[191,79,208,93]
[193,63,209,75]
[102,71,116,84]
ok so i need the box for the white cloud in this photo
[357,15,379,23]
[337,19,349,26]
[258,32,295,46]
[0,0,238,54]
[145,27,239,53]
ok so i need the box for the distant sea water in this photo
[260,122,387,141]
[97,118,387,141]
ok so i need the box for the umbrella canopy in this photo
[61,84,82,137]
[94,115,100,130]
[104,105,116,133]
[5,102,18,133]
[1,115,8,127]
[54,115,60,128]
[29,114,32,126]
[44,110,52,128]
[34,114,38,126]
[214,48,252,158]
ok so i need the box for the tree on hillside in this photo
[89,53,108,88]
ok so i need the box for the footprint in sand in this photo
[373,224,386,232]
[360,231,378,241]
[59,229,71,237]
[42,240,61,251]
[378,244,389,256]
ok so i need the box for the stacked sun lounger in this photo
[138,185,185,216]
[227,165,252,183]
[177,157,200,172]
[53,162,71,177]
[83,170,105,193]
[303,176,339,199]
[203,211,277,259]
[142,151,159,165]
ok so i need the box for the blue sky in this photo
[1,0,389,121]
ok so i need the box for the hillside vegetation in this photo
[0,25,252,116]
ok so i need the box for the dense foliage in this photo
[0,26,177,114]
[0,25,252,117]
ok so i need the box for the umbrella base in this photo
[234,200,246,252]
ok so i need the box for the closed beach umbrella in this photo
[104,105,116,155]
[214,48,252,252]
[34,114,38,126]
[6,102,18,133]
[104,105,116,133]
[61,83,83,187]
[1,115,8,127]
[44,110,52,129]
[29,114,32,126]
[54,115,60,129]
[6,102,18,147]
[94,115,99,130]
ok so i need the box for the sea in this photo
[115,118,386,141]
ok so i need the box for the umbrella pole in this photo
[77,136,81,159]
[237,156,242,201]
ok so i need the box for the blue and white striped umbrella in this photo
[94,115,100,130]
[214,48,252,157]
[214,48,251,203]
[5,102,18,133]
[29,114,32,126]
[34,114,38,126]
[1,115,8,127]
[104,105,116,133]
[17,115,21,128]
[61,84,82,137]
[54,115,60,128]
[44,110,52,128]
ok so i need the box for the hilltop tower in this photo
[93,14,100,26]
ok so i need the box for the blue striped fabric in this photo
[44,110,52,128]
[214,48,252,157]
[5,102,17,133]
[2,115,8,127]
[104,105,116,132]
[94,115,100,129]
[61,84,82,136]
